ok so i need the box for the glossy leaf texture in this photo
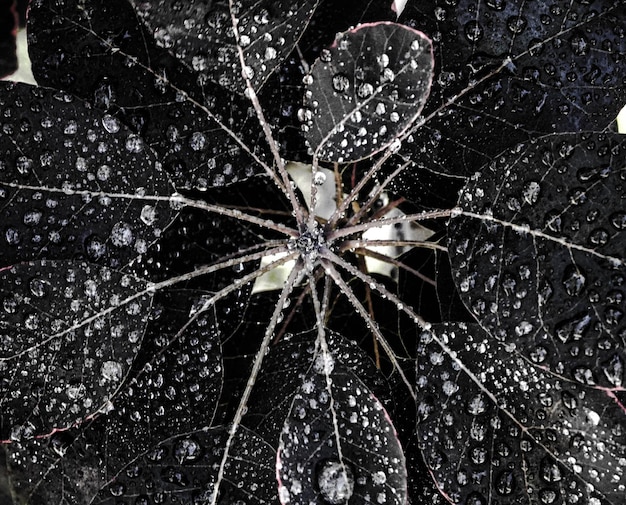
[448,132,626,389]
[394,0,626,201]
[277,347,407,505]
[302,22,434,162]
[0,81,175,268]
[129,0,319,95]
[94,426,276,504]
[416,323,626,504]
[5,289,225,503]
[0,260,151,440]
[27,0,270,190]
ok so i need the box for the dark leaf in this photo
[260,0,397,161]
[448,132,626,388]
[27,0,269,190]
[0,260,151,440]
[129,0,320,95]
[95,426,276,504]
[0,81,175,268]
[277,349,406,505]
[5,289,225,503]
[303,22,434,163]
[417,323,626,504]
[397,0,626,179]
[245,329,393,446]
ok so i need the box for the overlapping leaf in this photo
[245,329,392,445]
[27,0,270,190]
[129,0,319,95]
[0,81,175,268]
[277,349,407,505]
[5,290,225,503]
[394,0,626,205]
[0,260,151,440]
[448,132,626,388]
[302,22,434,162]
[416,323,626,504]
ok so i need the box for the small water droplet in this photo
[562,266,586,296]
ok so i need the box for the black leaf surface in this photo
[28,0,270,190]
[303,22,434,163]
[93,426,276,505]
[128,0,319,95]
[0,81,175,268]
[0,0,624,504]
[0,260,151,440]
[448,132,626,389]
[277,347,407,505]
[394,0,626,205]
[6,289,225,503]
[417,323,626,504]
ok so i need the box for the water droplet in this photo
[85,234,107,261]
[101,360,123,382]
[357,82,374,98]
[161,466,189,487]
[317,460,354,505]
[602,354,623,387]
[102,114,120,133]
[522,181,540,205]
[570,33,589,55]
[470,446,487,465]
[111,222,134,247]
[464,21,484,42]
[609,211,626,230]
[173,437,202,464]
[125,134,144,153]
[264,46,277,60]
[190,131,206,151]
[466,394,488,416]
[140,205,158,226]
[154,27,174,48]
[495,470,516,495]
[540,457,562,482]
[486,0,506,10]
[539,489,557,504]
[507,16,527,34]
[332,74,350,93]
[313,171,327,186]
[562,266,586,296]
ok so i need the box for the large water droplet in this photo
[466,394,488,416]
[540,457,562,482]
[332,74,350,93]
[317,460,354,504]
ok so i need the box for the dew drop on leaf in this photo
[317,460,355,505]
